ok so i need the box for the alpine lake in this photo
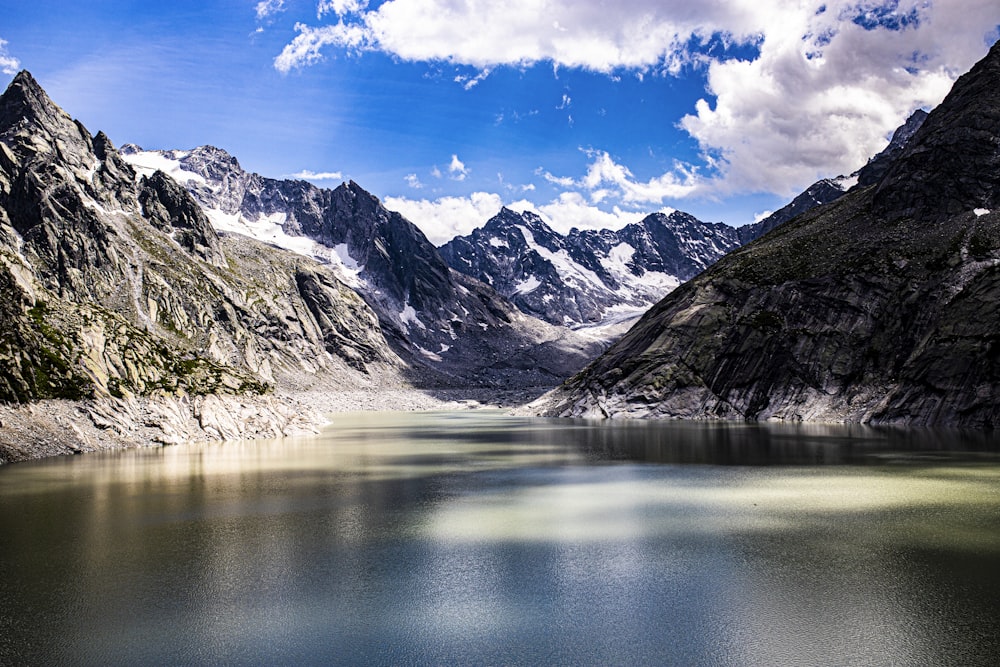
[2,410,999,666]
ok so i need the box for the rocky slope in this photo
[121,146,604,386]
[737,110,928,244]
[440,207,742,327]
[538,40,1000,428]
[0,71,410,461]
[439,111,927,330]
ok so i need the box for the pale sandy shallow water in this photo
[2,411,999,666]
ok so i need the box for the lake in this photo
[1,411,999,665]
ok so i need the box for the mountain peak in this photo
[873,40,1000,220]
[0,70,67,134]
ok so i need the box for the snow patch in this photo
[416,346,442,362]
[974,208,991,217]
[488,237,508,248]
[518,226,604,291]
[203,207,366,287]
[514,276,541,294]
[123,150,207,185]
[438,344,451,353]
[400,304,426,330]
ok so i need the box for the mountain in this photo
[537,40,1000,428]
[439,207,742,328]
[0,71,409,457]
[737,110,929,244]
[440,111,928,330]
[120,145,602,386]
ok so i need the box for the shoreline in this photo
[0,386,556,466]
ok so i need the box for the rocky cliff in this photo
[439,207,741,327]
[121,146,604,386]
[0,71,404,461]
[538,41,1000,429]
[439,110,927,331]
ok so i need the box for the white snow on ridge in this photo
[400,303,427,330]
[514,276,541,294]
[123,150,207,185]
[488,237,508,248]
[974,208,991,217]
[124,150,367,287]
[518,226,603,290]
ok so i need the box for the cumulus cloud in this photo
[384,192,508,245]
[317,0,368,18]
[0,39,20,76]
[255,0,286,21]
[274,0,1000,197]
[385,190,653,244]
[405,173,423,189]
[531,192,649,234]
[291,169,344,181]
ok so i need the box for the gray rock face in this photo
[0,70,403,446]
[440,207,742,327]
[439,110,928,330]
[539,40,1000,429]
[121,145,604,385]
[736,179,849,245]
[737,110,929,245]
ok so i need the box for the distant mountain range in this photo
[118,144,602,386]
[538,40,1000,429]
[438,109,927,329]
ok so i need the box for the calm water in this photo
[2,412,1000,666]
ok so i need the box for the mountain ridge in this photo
[536,40,1000,428]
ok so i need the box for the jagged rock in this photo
[440,207,741,327]
[538,40,1000,429]
[440,110,929,330]
[0,70,406,416]
[121,145,605,385]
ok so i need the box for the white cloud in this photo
[455,68,491,89]
[385,190,652,244]
[448,154,469,181]
[405,173,423,189]
[385,192,507,245]
[275,23,367,73]
[317,0,368,18]
[274,0,1000,196]
[291,169,344,181]
[255,0,286,21]
[557,94,571,109]
[581,150,702,202]
[539,150,702,206]
[0,39,20,76]
[531,192,648,235]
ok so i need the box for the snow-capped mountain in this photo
[439,207,742,328]
[540,42,1000,428]
[121,145,603,384]
[442,110,930,329]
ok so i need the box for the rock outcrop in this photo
[121,145,605,386]
[440,207,742,327]
[538,40,1000,429]
[0,71,405,459]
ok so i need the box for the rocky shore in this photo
[0,385,550,465]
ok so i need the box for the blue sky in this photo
[2,0,999,243]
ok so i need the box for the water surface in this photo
[2,412,999,665]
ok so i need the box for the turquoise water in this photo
[1,412,999,665]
